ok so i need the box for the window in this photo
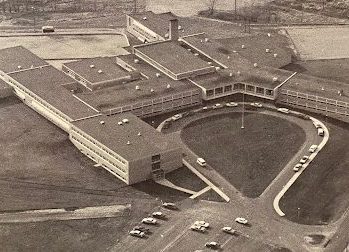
[265,89,273,96]
[256,87,264,94]
[152,162,161,171]
[234,83,245,90]
[215,87,223,95]
[246,85,255,92]
[224,85,232,92]
[152,154,160,162]
[206,89,214,97]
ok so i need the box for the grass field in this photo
[280,116,349,225]
[181,112,306,198]
[287,27,349,60]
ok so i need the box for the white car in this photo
[222,226,236,234]
[235,217,248,225]
[190,224,206,233]
[308,145,318,153]
[250,102,262,108]
[205,242,221,249]
[293,163,303,172]
[299,155,309,164]
[162,202,178,210]
[171,114,182,121]
[213,103,223,109]
[277,108,290,114]
[129,230,145,238]
[196,158,206,167]
[142,217,157,225]
[152,211,166,219]
[226,102,238,107]
[194,220,210,228]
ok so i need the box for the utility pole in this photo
[234,0,237,19]
[241,91,245,129]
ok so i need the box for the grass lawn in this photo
[280,116,349,225]
[181,112,306,198]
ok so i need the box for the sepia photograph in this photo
[0,0,348,251]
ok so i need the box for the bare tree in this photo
[207,0,217,15]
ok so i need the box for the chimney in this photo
[169,18,179,41]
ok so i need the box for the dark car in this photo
[133,226,150,233]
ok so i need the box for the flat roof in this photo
[134,41,214,75]
[8,66,99,120]
[191,67,291,90]
[72,113,180,160]
[118,54,164,78]
[281,73,349,103]
[128,11,178,38]
[0,46,48,74]
[63,57,133,84]
[76,77,199,111]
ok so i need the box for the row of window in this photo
[71,128,126,165]
[71,135,127,175]
[130,22,159,41]
[280,90,349,108]
[8,78,70,122]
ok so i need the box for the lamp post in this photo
[297,207,300,221]
[31,7,36,32]
[241,91,245,129]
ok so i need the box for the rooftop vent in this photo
[200,39,203,43]
[143,17,147,20]
[30,65,34,68]
[127,141,131,145]
[134,59,139,63]
[237,71,241,76]
[273,53,278,58]
[167,84,171,89]
[204,38,209,42]
[272,77,278,82]
[233,50,237,53]
[321,87,325,91]
[18,65,22,69]
[98,69,103,74]
[90,64,95,68]
[164,33,169,38]
[229,72,233,77]
[241,45,245,49]
[267,33,271,37]
[194,53,199,56]
[156,73,161,78]
[178,25,182,30]
[118,121,123,125]
[215,66,220,71]
[100,121,105,125]
[253,63,258,68]
[122,118,129,123]
[265,48,270,53]
[150,88,154,93]
[207,61,212,65]
[227,56,230,59]
[135,85,140,90]
[338,90,343,96]
[187,48,192,51]
[138,132,142,136]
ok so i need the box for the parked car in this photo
[152,211,166,219]
[162,202,178,210]
[171,114,182,121]
[309,145,318,153]
[205,242,221,249]
[293,163,303,172]
[213,103,223,109]
[222,226,236,234]
[133,226,150,233]
[196,158,206,167]
[190,224,206,233]
[142,217,157,225]
[318,128,324,137]
[299,155,309,164]
[129,230,145,238]
[277,108,290,114]
[235,217,248,225]
[194,220,210,228]
[250,102,262,108]
[226,102,238,107]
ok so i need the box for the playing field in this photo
[181,112,306,197]
[287,26,349,60]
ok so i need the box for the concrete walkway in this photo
[273,116,329,216]
[156,179,196,195]
[189,186,211,199]
[0,204,131,223]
